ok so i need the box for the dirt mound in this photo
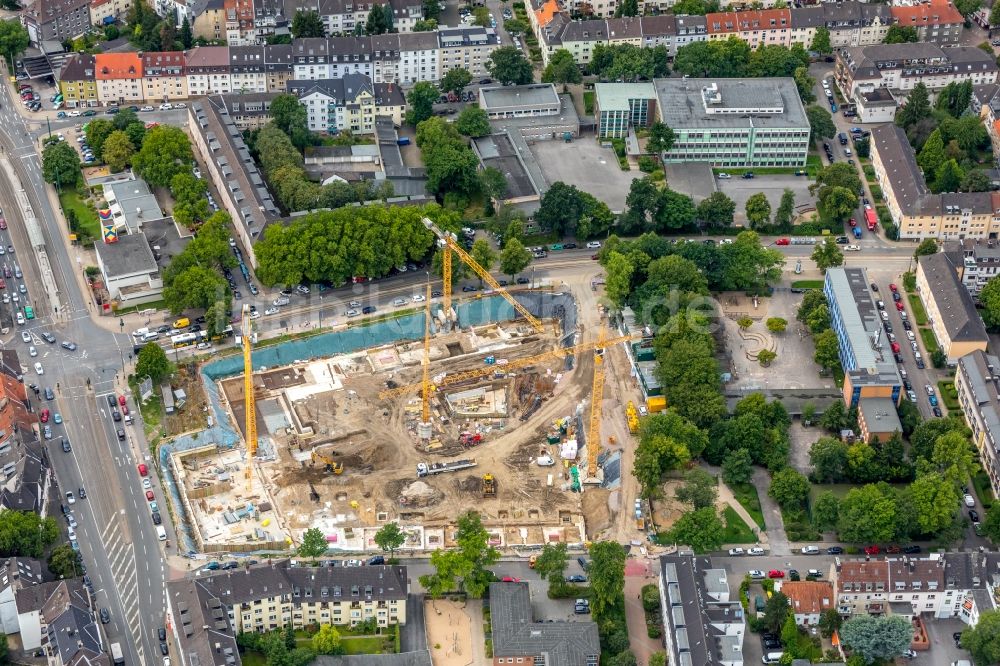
[454,474,482,494]
[581,488,611,535]
[395,480,444,507]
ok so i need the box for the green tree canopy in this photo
[133,125,193,187]
[41,142,81,189]
[811,237,844,273]
[499,238,532,279]
[440,67,472,95]
[406,81,440,126]
[298,527,328,557]
[486,46,533,85]
[811,26,832,53]
[135,342,173,382]
[696,191,736,228]
[744,192,772,229]
[455,106,491,137]
[101,130,135,173]
[840,615,913,663]
[291,10,325,37]
[0,19,29,69]
[806,105,836,140]
[768,468,810,510]
[541,49,582,85]
[373,522,406,557]
[666,507,725,553]
[884,25,919,43]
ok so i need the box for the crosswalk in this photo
[102,514,145,666]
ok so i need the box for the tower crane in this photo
[418,280,433,441]
[584,329,607,485]
[379,332,642,400]
[422,218,544,333]
[241,303,257,490]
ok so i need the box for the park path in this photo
[624,560,663,666]
[753,467,790,556]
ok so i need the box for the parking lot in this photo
[529,139,639,212]
[716,174,817,225]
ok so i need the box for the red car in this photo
[0,218,8,230]
[145,490,155,501]
[39,409,49,423]
[885,545,901,554]
[775,238,790,246]
[118,395,126,406]
[896,301,905,311]
[848,218,857,227]
[864,545,880,555]
[501,576,520,582]
[0,279,7,290]
[891,342,900,353]
[889,283,898,292]
[121,405,129,416]
[137,463,148,477]
[767,570,785,579]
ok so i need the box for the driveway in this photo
[624,560,663,666]
[916,616,970,666]
[753,467,790,555]
[401,594,427,652]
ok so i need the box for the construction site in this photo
[170,219,653,554]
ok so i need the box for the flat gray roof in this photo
[481,83,559,110]
[825,267,901,387]
[472,133,538,200]
[654,77,809,130]
[594,82,655,112]
[95,232,158,278]
[858,396,902,434]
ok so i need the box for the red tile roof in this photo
[706,8,791,34]
[890,0,963,27]
[94,53,142,80]
[781,581,834,615]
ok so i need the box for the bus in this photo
[211,325,234,341]
[170,332,201,348]
[864,206,877,231]
[23,305,33,320]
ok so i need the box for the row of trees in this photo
[674,38,809,81]
[587,43,669,82]
[162,211,236,318]
[797,290,842,373]
[534,182,614,239]
[83,109,149,173]
[811,162,861,225]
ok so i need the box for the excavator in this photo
[310,449,344,475]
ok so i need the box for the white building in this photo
[94,233,166,306]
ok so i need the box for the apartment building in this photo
[58,54,98,109]
[142,52,188,103]
[834,553,992,620]
[203,92,277,129]
[779,581,834,627]
[186,46,233,97]
[789,2,891,48]
[192,0,227,41]
[95,53,145,104]
[836,43,998,100]
[915,252,989,363]
[89,0,131,29]
[870,124,1000,241]
[288,74,376,133]
[951,238,1000,297]
[0,350,34,468]
[21,0,91,45]
[438,26,499,79]
[823,267,902,408]
[656,78,810,168]
[957,350,1000,499]
[660,553,745,666]
[706,9,793,48]
[890,0,964,45]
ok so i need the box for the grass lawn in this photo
[240,652,266,666]
[937,380,961,411]
[906,292,929,326]
[114,298,167,315]
[59,190,100,241]
[919,327,939,353]
[341,636,391,655]
[583,91,594,114]
[791,280,824,289]
[729,482,766,528]
[721,506,757,544]
[973,470,995,509]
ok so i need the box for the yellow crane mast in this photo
[585,331,607,484]
[422,218,543,333]
[422,280,432,424]
[241,303,257,489]
[379,332,642,400]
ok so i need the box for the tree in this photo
[937,80,973,118]
[819,608,843,638]
[744,192,771,229]
[897,83,931,130]
[0,511,58,558]
[473,6,490,26]
[479,167,506,207]
[503,18,528,35]
[666,507,724,553]
[470,239,496,282]
[762,592,790,634]
[837,483,900,544]
[806,105,836,141]
[914,238,938,258]
[794,66,816,104]
[811,237,844,273]
[421,0,440,21]
[42,142,81,189]
[604,251,635,309]
[101,130,135,173]
[962,609,1000,666]
[675,468,717,509]
[758,348,777,367]
[291,10,325,37]
[908,471,960,536]
[766,317,787,333]
[616,0,638,16]
[768,468,810,510]
[455,106,491,137]
[298,527,328,557]
[486,46,533,85]
[269,94,310,146]
[884,25,919,43]
[588,541,626,621]
[646,121,675,155]
[310,625,341,655]
[774,188,795,231]
[961,169,993,193]
[406,81,439,126]
[932,430,979,482]
[934,159,965,194]
[135,342,172,382]
[840,615,913,663]
[818,186,858,225]
[440,67,472,95]
[696,191,736,228]
[979,275,1000,328]
[955,0,982,15]
[0,20,29,70]
[453,511,500,598]
[810,437,849,483]
[179,16,193,48]
[533,542,568,583]
[722,448,753,486]
[541,49,582,85]
[634,410,709,496]
[812,490,840,531]
[991,0,1000,26]
[499,238,532,279]
[811,26,832,54]
[374,522,406,558]
[48,544,82,579]
[133,125,193,187]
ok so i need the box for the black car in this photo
[970,509,980,522]
[367,555,385,565]
[195,316,207,324]
[112,409,121,422]
[903,380,912,391]
[157,325,170,334]
[933,407,943,417]
[892,292,902,302]
[516,277,530,284]
[954,632,964,644]
[106,107,119,114]
[871,283,879,291]
[916,359,926,369]
[462,285,478,292]
[835,236,848,244]
[479,78,492,84]
[884,322,893,334]
[221,561,238,570]
[431,290,442,297]
[362,306,376,314]
[79,487,86,499]
[742,171,754,179]
[151,512,162,525]
[62,440,71,452]
[565,574,586,583]
[106,394,116,408]
[159,628,167,641]
[903,320,912,330]
[99,608,110,624]
[894,353,903,363]
[762,637,781,650]
[160,643,169,656]
[826,546,844,554]
[563,243,577,249]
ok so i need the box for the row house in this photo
[226,0,257,45]
[283,0,421,36]
[95,53,144,104]
[142,51,188,103]
[539,14,700,65]
[889,0,964,45]
[789,2,890,49]
[706,9,794,49]
[89,0,131,30]
[193,0,227,41]
[439,26,499,79]
[836,42,999,100]
[951,238,1000,298]
[186,46,233,97]
[58,53,99,108]
[229,44,294,93]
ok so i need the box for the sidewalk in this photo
[716,476,769,550]
[624,566,663,666]
[753,467,790,556]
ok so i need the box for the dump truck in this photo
[416,459,477,477]
[482,474,496,497]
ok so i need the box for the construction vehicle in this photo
[310,449,344,475]
[421,217,543,333]
[416,459,477,477]
[379,332,643,400]
[482,473,496,497]
[626,401,639,434]
[241,303,257,490]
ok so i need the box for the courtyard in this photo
[530,139,640,212]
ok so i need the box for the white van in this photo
[141,332,159,342]
[156,525,167,541]
[762,653,784,664]
[132,327,150,338]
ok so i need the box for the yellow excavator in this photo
[310,450,344,475]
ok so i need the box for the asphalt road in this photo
[0,70,172,666]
